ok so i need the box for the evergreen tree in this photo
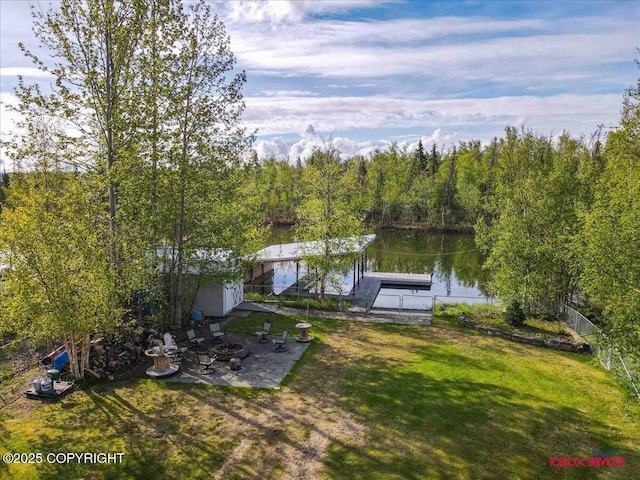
[416,139,427,171]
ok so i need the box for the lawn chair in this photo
[196,351,216,374]
[272,329,288,352]
[256,320,272,343]
[209,322,225,343]
[186,329,205,349]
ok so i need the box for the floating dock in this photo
[362,272,432,288]
[349,272,432,312]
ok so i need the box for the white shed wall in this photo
[192,281,243,318]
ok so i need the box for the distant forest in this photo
[246,72,639,357]
[249,126,598,231]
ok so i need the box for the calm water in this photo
[264,227,491,308]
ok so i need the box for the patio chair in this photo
[169,346,189,364]
[209,322,225,343]
[272,329,289,352]
[197,351,216,374]
[186,329,205,349]
[256,320,272,343]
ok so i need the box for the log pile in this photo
[88,325,154,376]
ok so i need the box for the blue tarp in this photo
[53,350,68,371]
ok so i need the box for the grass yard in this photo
[0,310,638,479]
[438,303,574,341]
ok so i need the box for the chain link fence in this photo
[562,305,639,400]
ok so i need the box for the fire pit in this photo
[210,343,249,362]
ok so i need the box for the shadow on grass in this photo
[324,349,637,480]
[0,380,237,480]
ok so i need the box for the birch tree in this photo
[296,142,366,301]
[151,0,257,326]
[1,0,259,377]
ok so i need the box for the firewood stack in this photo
[88,325,148,376]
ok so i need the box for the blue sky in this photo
[1,0,639,165]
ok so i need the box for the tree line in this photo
[249,72,639,356]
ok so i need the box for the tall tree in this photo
[22,0,147,269]
[156,0,257,326]
[1,0,259,375]
[477,128,586,315]
[579,71,640,352]
[296,142,366,300]
[0,165,119,380]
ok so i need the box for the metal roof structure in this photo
[256,234,376,263]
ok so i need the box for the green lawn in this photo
[0,311,638,479]
[439,303,574,341]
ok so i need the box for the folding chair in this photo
[186,329,205,349]
[196,351,216,374]
[209,322,225,343]
[256,320,272,343]
[272,329,289,352]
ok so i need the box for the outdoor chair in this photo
[272,329,289,352]
[186,329,205,349]
[169,346,189,364]
[197,351,216,374]
[209,322,225,343]
[256,320,272,343]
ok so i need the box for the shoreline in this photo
[264,219,475,234]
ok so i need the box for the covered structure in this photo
[248,234,376,296]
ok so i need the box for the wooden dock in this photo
[363,272,432,288]
[349,277,382,312]
[349,271,432,312]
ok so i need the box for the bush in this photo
[504,300,526,327]
[283,298,349,311]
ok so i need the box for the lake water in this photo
[264,227,492,309]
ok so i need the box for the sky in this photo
[1,0,639,166]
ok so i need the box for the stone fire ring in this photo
[210,343,249,362]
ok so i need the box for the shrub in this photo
[504,300,526,327]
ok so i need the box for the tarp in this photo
[53,350,69,371]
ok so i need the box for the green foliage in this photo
[504,300,526,327]
[295,142,367,300]
[281,297,348,311]
[476,128,587,315]
[578,71,640,353]
[0,174,121,379]
[1,0,260,377]
[0,171,9,212]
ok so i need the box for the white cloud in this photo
[229,15,636,84]
[253,125,463,163]
[0,92,22,169]
[242,93,623,137]
[225,1,392,24]
[0,67,54,79]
